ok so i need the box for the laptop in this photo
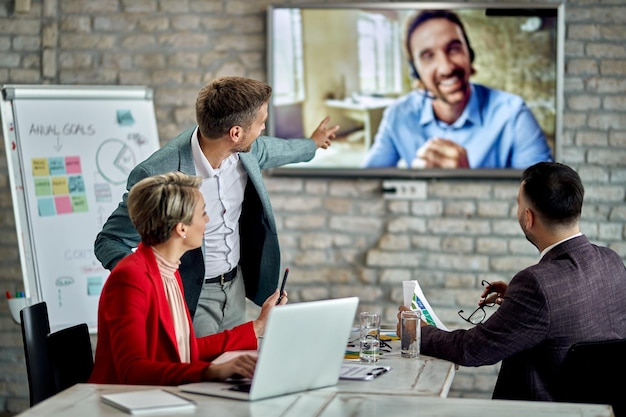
[179,296,359,401]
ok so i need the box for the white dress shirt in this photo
[191,128,247,278]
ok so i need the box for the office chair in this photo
[557,338,626,417]
[20,301,94,406]
[20,302,55,406]
[47,322,94,393]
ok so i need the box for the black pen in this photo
[368,367,389,378]
[276,268,289,305]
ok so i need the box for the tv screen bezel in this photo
[266,2,565,180]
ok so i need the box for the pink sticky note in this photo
[65,156,82,174]
[55,196,73,214]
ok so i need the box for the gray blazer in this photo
[94,127,317,317]
[420,235,626,401]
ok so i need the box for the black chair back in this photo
[47,323,94,392]
[20,302,55,406]
[20,301,94,406]
[558,338,626,417]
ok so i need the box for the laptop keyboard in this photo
[228,383,252,393]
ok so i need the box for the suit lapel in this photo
[239,153,276,233]
[176,128,196,174]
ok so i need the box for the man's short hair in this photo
[195,76,272,139]
[404,10,475,80]
[521,162,584,226]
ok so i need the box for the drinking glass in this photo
[359,312,381,362]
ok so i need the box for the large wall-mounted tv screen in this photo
[266,2,564,179]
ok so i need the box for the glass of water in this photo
[359,312,381,362]
[400,310,420,358]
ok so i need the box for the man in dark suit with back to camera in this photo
[398,161,626,401]
[95,76,339,337]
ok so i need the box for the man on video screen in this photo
[362,10,553,169]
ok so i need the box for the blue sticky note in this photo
[48,157,66,176]
[68,175,86,194]
[87,276,103,296]
[38,197,56,216]
[117,109,135,126]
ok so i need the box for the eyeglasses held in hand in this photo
[457,280,497,325]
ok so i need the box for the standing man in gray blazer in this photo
[95,76,339,336]
[398,161,626,401]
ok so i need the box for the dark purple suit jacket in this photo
[421,235,626,401]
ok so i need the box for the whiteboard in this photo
[1,85,160,331]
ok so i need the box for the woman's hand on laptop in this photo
[205,354,257,380]
[253,289,287,338]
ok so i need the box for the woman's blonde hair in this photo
[127,171,202,246]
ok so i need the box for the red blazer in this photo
[89,243,257,385]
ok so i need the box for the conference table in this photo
[15,349,614,417]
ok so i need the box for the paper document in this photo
[403,280,449,331]
[340,363,391,380]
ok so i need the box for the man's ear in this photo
[229,125,243,143]
[524,207,535,230]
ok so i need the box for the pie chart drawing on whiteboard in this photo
[96,139,137,185]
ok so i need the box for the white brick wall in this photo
[0,0,625,413]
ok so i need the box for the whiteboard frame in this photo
[1,86,37,301]
[1,84,156,331]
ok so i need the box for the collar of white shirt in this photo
[539,232,583,260]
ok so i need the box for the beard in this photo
[524,232,539,250]
[519,214,539,250]
[233,131,258,153]
[431,69,470,105]
[234,144,252,153]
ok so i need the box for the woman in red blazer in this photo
[90,172,285,385]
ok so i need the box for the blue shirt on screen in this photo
[362,83,553,169]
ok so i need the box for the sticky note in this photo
[87,277,103,296]
[54,195,72,214]
[68,175,86,194]
[48,157,66,176]
[38,198,56,216]
[31,158,49,176]
[71,194,88,212]
[51,176,69,195]
[65,156,82,174]
[117,109,135,126]
[34,178,52,196]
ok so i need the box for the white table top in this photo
[16,345,457,416]
[16,383,614,417]
[12,331,614,417]
[15,328,614,417]
[340,352,456,397]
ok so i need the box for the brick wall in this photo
[0,0,625,413]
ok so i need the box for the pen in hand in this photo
[276,268,289,305]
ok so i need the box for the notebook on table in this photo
[179,296,359,401]
[101,389,196,415]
